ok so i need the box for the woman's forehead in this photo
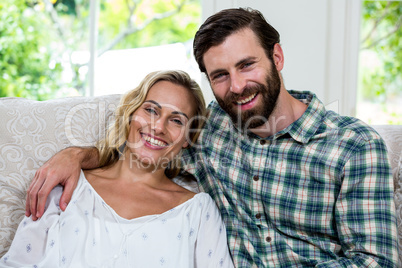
[144,81,195,117]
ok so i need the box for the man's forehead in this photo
[203,30,264,70]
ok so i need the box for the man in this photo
[26,8,398,267]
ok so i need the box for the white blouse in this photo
[1,171,233,268]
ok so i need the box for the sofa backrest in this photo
[0,95,121,256]
[0,96,401,265]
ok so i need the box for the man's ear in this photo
[272,43,284,72]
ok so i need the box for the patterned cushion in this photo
[0,95,121,256]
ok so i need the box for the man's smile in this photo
[234,92,258,110]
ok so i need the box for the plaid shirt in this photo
[183,91,398,267]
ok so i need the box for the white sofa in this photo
[0,95,401,265]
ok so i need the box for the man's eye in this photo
[212,73,227,83]
[242,62,254,68]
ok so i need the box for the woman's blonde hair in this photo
[97,70,206,178]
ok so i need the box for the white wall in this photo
[200,0,361,116]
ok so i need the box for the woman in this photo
[1,70,234,268]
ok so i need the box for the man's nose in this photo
[229,73,246,94]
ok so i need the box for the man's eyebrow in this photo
[235,56,258,68]
[208,56,258,78]
[172,111,189,120]
[144,100,162,109]
[209,68,226,79]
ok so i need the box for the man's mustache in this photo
[224,85,262,103]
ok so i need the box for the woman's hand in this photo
[25,147,99,220]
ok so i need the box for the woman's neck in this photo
[96,152,169,187]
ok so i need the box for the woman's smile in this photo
[141,133,169,149]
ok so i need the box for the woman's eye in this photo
[145,107,157,115]
[172,118,184,126]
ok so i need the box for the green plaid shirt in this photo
[183,91,398,267]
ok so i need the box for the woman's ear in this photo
[182,141,189,149]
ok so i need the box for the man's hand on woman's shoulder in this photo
[25,147,97,220]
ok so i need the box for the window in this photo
[0,0,201,100]
[356,0,402,125]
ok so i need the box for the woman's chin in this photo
[128,153,170,170]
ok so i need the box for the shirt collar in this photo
[208,90,326,144]
[282,90,326,144]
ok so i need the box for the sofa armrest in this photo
[372,125,402,267]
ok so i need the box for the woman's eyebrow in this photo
[172,111,189,120]
[144,100,162,109]
[144,100,189,119]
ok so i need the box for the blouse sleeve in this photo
[194,194,234,268]
[0,185,63,267]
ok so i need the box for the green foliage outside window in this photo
[0,0,200,100]
[0,0,64,100]
[98,0,200,50]
[358,1,402,124]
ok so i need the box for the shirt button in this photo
[253,175,259,181]
[255,213,261,219]
[265,236,272,242]
[276,163,282,169]
[260,140,266,145]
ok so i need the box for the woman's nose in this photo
[151,118,166,134]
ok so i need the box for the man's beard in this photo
[215,65,281,131]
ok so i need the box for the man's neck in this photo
[250,90,308,138]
